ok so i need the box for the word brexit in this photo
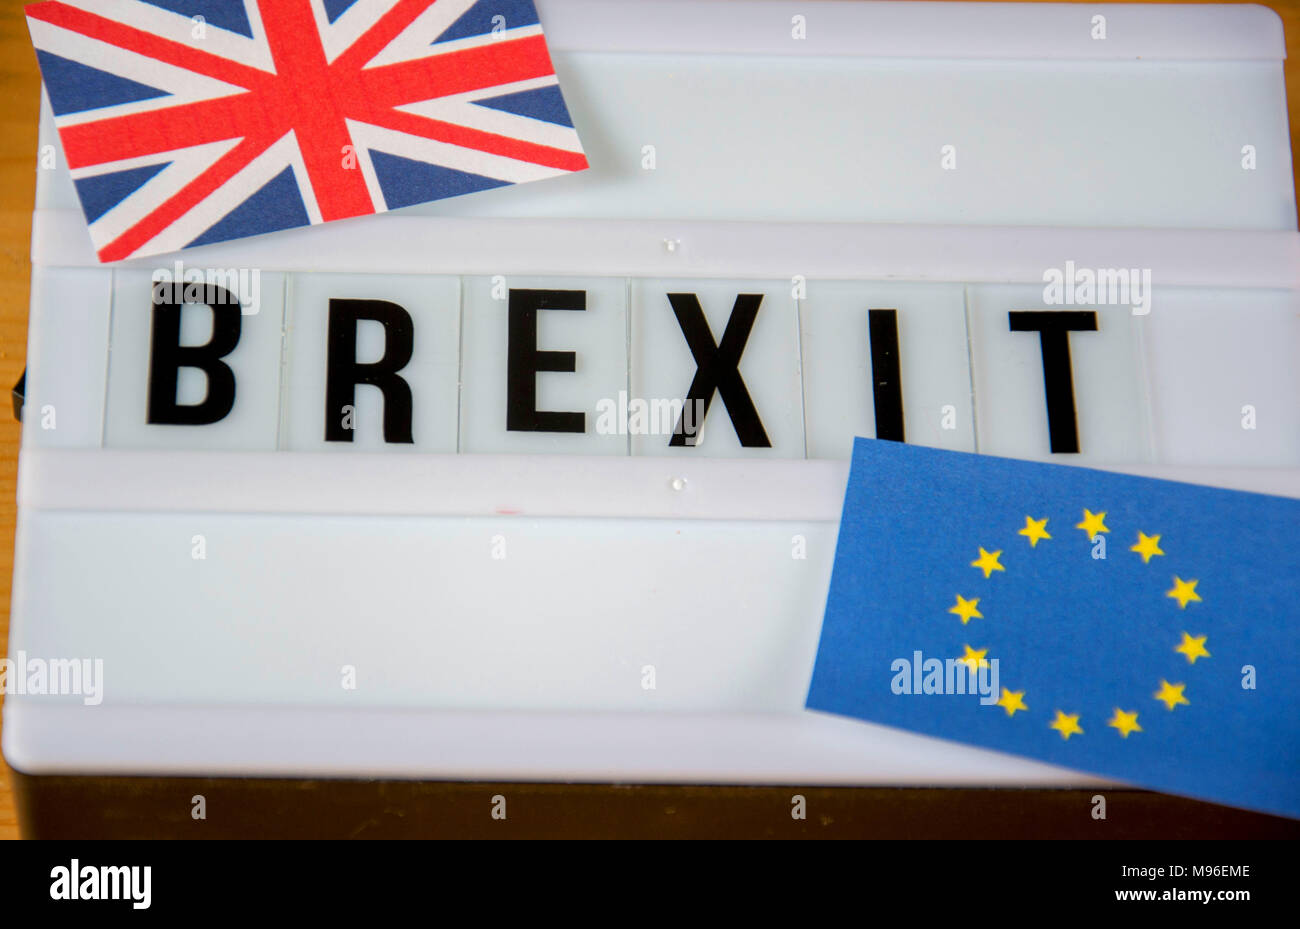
[121,278,1119,459]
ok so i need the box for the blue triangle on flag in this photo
[74,162,171,224]
[36,51,171,117]
[433,0,539,44]
[474,85,573,128]
[369,150,509,210]
[187,167,311,248]
[322,0,359,24]
[139,0,255,38]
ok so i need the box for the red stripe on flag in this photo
[359,35,560,107]
[60,94,257,170]
[358,106,589,172]
[261,0,373,220]
[332,0,433,73]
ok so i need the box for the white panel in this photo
[104,270,285,450]
[34,46,1297,241]
[538,0,1284,61]
[800,281,974,460]
[402,53,1296,233]
[4,703,1102,786]
[10,511,833,711]
[630,278,803,458]
[38,213,1300,284]
[968,285,1152,463]
[1144,287,1300,467]
[21,448,1300,520]
[33,91,80,216]
[281,273,459,452]
[460,276,628,455]
[22,267,111,448]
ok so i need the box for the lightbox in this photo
[5,1,1299,829]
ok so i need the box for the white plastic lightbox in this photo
[5,0,1299,789]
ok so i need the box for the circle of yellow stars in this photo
[943,508,1208,742]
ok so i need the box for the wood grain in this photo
[0,0,42,842]
[0,0,1297,841]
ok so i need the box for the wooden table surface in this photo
[1,0,1298,841]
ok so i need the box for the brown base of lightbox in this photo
[10,771,1299,839]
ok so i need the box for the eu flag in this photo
[807,438,1300,819]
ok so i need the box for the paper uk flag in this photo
[807,439,1300,819]
[25,0,588,262]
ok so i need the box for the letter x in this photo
[667,293,771,447]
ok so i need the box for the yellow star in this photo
[996,688,1027,717]
[1018,516,1051,548]
[956,644,989,670]
[1048,710,1083,740]
[970,547,1005,579]
[1174,632,1210,664]
[948,594,983,624]
[1130,532,1164,564]
[1166,576,1202,609]
[1154,680,1189,711]
[1107,708,1142,738]
[1075,509,1109,541]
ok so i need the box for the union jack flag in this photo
[26,0,588,262]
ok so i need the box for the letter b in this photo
[147,283,242,425]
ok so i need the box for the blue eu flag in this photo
[807,438,1300,819]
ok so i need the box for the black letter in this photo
[325,299,414,443]
[147,283,241,425]
[868,308,904,442]
[667,293,770,447]
[1008,310,1098,454]
[506,289,585,433]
